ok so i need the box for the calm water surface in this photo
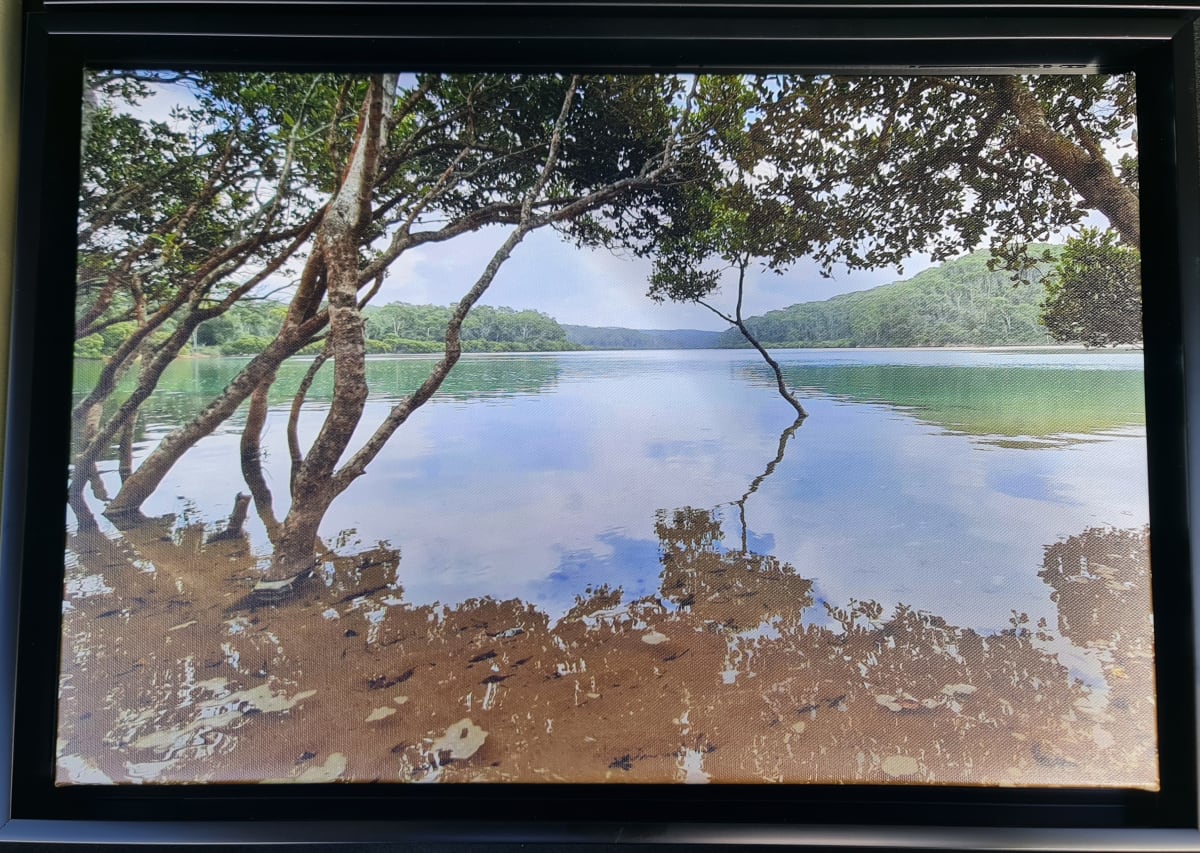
[74,348,1148,632]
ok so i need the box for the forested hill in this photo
[561,325,722,350]
[720,248,1060,349]
[155,248,1060,360]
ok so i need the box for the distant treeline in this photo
[559,325,722,350]
[718,249,1058,349]
[75,248,1062,360]
[186,303,582,357]
[359,303,580,353]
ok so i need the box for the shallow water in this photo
[74,348,1148,631]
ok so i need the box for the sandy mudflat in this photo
[56,515,1156,787]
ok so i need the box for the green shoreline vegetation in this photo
[717,247,1059,350]
[75,248,1090,360]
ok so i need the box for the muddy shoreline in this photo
[57,512,1157,787]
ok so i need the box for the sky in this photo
[109,73,1120,332]
[375,224,934,331]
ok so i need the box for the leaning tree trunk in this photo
[240,368,282,539]
[265,238,371,580]
[261,75,392,584]
[98,74,665,525]
[257,75,586,591]
[735,318,807,419]
[727,258,808,419]
[102,320,322,522]
[96,220,327,524]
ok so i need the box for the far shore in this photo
[101,342,1144,363]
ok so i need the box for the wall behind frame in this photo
[0,0,15,503]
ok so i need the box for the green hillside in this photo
[720,248,1059,349]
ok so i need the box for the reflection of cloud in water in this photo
[535,531,663,613]
[742,396,1148,633]
[986,468,1077,504]
[87,350,1150,634]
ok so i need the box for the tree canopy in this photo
[746,74,1138,272]
[1041,229,1141,347]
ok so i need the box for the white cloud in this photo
[373,225,931,331]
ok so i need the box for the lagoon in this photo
[73,348,1148,633]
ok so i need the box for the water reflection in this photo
[1038,527,1156,727]
[750,361,1145,446]
[73,350,1146,464]
[60,349,1154,785]
[657,505,814,633]
[72,355,565,460]
[726,416,804,552]
[73,351,1150,635]
[58,501,1156,787]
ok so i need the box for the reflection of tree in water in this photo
[734,361,1146,446]
[67,355,566,534]
[657,505,813,633]
[728,416,804,553]
[1039,526,1156,762]
[647,502,1150,784]
[58,497,1156,786]
[71,355,565,470]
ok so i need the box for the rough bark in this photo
[264,75,393,582]
[264,499,331,586]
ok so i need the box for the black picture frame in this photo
[4,1,1200,847]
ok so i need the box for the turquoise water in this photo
[75,348,1148,631]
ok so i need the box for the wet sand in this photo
[56,512,1157,787]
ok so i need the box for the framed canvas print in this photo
[3,0,1200,847]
